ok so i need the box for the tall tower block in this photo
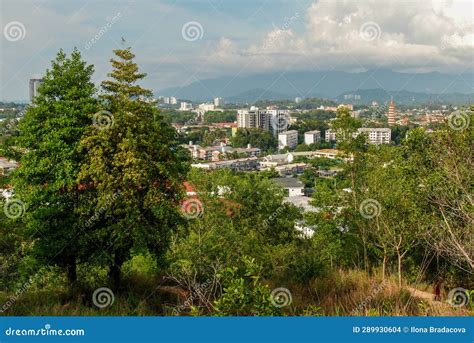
[387,97,396,125]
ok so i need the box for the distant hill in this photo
[158,69,474,103]
[226,89,291,104]
[336,89,474,105]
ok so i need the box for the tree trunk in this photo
[382,253,387,281]
[66,259,77,286]
[363,238,368,271]
[110,263,121,288]
[397,251,402,288]
[109,250,125,288]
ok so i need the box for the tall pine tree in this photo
[78,48,189,286]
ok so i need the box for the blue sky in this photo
[1,0,472,101]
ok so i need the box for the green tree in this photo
[356,145,428,285]
[78,48,189,286]
[406,113,473,272]
[231,128,276,152]
[203,110,236,124]
[4,49,98,285]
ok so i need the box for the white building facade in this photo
[304,130,321,145]
[278,130,298,150]
[357,128,391,144]
[237,107,289,135]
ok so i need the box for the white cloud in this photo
[204,0,474,74]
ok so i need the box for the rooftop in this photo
[272,177,304,189]
[279,130,298,135]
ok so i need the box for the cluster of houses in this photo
[181,142,261,161]
[188,148,345,175]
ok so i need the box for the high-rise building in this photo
[179,102,193,111]
[278,130,298,150]
[304,130,321,145]
[29,79,43,102]
[237,107,288,135]
[267,109,289,135]
[387,98,396,125]
[160,96,177,105]
[213,97,224,107]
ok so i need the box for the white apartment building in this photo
[160,96,177,105]
[278,130,298,150]
[29,78,44,102]
[325,129,337,142]
[198,103,215,112]
[237,107,289,135]
[237,107,269,131]
[213,97,224,107]
[179,102,193,111]
[267,109,290,135]
[304,130,321,145]
[357,128,391,145]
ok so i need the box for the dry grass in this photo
[1,268,471,316]
[285,269,472,316]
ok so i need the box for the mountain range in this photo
[158,69,473,105]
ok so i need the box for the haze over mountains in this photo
[159,69,474,104]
